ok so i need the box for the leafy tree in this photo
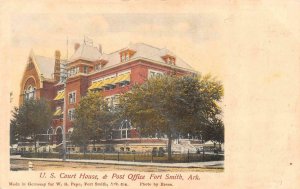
[119,74,224,160]
[10,119,18,145]
[10,98,52,152]
[70,92,114,153]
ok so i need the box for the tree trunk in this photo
[202,137,205,158]
[167,134,172,162]
[83,143,86,155]
[93,138,96,153]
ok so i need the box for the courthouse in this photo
[19,41,201,152]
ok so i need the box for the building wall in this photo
[19,58,56,105]
[19,49,195,143]
[52,59,192,134]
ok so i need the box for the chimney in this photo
[54,50,61,82]
[74,43,80,52]
[98,44,102,54]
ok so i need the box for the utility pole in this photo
[60,62,68,161]
[61,37,69,161]
[62,82,67,161]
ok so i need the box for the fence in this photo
[18,151,223,163]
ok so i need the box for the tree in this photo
[70,92,114,153]
[119,74,224,161]
[10,98,52,152]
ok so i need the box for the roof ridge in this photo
[135,42,162,50]
[107,42,162,55]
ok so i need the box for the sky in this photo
[7,10,226,107]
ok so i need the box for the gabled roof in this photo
[34,55,55,80]
[69,43,102,62]
[21,50,55,89]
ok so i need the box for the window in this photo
[24,85,35,101]
[95,64,100,71]
[171,58,175,65]
[68,67,79,77]
[120,120,131,139]
[167,57,171,64]
[148,69,163,79]
[68,91,76,104]
[92,77,103,83]
[105,95,119,107]
[107,85,116,90]
[68,109,75,121]
[125,53,129,61]
[121,53,125,62]
[83,66,88,74]
[119,81,129,87]
[117,69,131,76]
[114,95,120,106]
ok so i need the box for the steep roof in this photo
[69,44,102,62]
[69,42,194,71]
[34,55,55,80]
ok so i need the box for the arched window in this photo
[24,85,36,100]
[120,120,132,139]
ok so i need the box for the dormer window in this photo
[161,54,176,65]
[120,49,136,62]
[83,66,89,74]
[171,58,175,65]
[94,59,108,71]
[121,53,126,62]
[95,64,100,71]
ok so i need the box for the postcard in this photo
[1,0,300,189]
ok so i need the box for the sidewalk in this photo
[11,155,223,169]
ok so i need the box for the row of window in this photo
[55,69,164,120]
[67,66,89,77]
[148,69,163,78]
[105,94,120,107]
[166,57,175,65]
[67,67,79,77]
[58,69,161,103]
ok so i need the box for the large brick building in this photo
[19,41,198,152]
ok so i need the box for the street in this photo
[11,159,223,172]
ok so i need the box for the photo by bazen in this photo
[10,40,224,169]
